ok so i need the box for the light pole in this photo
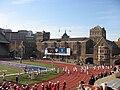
[51,50,54,66]
[19,41,25,63]
[20,47,23,63]
[14,41,17,58]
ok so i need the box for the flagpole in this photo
[58,28,60,60]
[69,29,71,40]
[59,28,60,39]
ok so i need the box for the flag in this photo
[59,28,60,32]
[69,30,71,32]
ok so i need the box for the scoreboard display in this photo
[45,47,70,56]
[47,48,56,53]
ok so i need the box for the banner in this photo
[45,47,70,56]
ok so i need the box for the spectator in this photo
[3,72,6,81]
[16,76,19,83]
[100,72,103,78]
[54,83,57,90]
[79,81,84,84]
[57,81,60,90]
[67,69,70,75]
[78,81,85,90]
[88,75,95,85]
[13,84,17,90]
[94,75,99,81]
[48,81,51,90]
[41,83,44,90]
[45,84,48,90]
[63,80,66,90]
[16,86,20,90]
[31,84,38,90]
[21,85,24,90]
[57,68,60,74]
[25,84,30,90]
[65,66,67,73]
[33,84,38,90]
[38,68,41,74]
[101,83,114,90]
[113,67,117,72]
[51,83,55,90]
[78,84,85,90]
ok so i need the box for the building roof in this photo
[62,31,69,39]
[44,37,89,43]
[90,25,106,32]
[69,37,89,41]
[106,39,118,48]
[0,33,9,43]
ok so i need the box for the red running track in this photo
[27,60,112,90]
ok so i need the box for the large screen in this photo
[45,47,70,56]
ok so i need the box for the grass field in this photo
[4,71,60,84]
[0,64,22,75]
[0,60,63,84]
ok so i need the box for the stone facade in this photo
[36,26,120,65]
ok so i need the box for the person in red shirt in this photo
[54,83,57,90]
[57,81,60,90]
[13,84,17,90]
[48,81,51,90]
[41,83,44,90]
[51,83,55,90]
[31,84,38,90]
[25,84,30,90]
[45,84,48,90]
[16,86,20,90]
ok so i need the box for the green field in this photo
[4,71,60,84]
[0,60,63,84]
[0,64,22,75]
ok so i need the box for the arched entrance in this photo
[85,57,93,64]
[115,59,120,65]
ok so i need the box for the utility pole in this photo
[15,41,16,57]
[19,41,25,63]
[20,47,23,63]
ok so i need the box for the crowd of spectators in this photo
[77,81,115,90]
[41,80,66,90]
[77,65,120,90]
[0,80,66,90]
[0,81,30,90]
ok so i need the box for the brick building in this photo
[2,29,36,59]
[36,26,120,65]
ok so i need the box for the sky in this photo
[0,0,120,41]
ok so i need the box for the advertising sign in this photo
[45,47,70,56]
